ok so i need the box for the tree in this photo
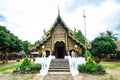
[99,30,118,41]
[91,36,116,59]
[99,32,105,36]
[0,25,23,63]
[22,41,30,55]
[106,30,118,41]
[34,40,41,46]
[73,30,85,44]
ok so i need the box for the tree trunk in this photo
[4,52,8,64]
[104,53,107,59]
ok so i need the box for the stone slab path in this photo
[43,73,74,80]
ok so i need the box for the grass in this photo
[97,75,117,80]
[0,60,22,68]
[0,60,22,74]
[0,60,36,80]
[100,61,120,69]
[25,75,34,80]
[10,74,34,80]
[11,78,18,80]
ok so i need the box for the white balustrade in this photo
[68,56,86,76]
[34,55,86,76]
[34,55,52,75]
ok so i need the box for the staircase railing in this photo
[68,56,86,76]
[34,55,53,75]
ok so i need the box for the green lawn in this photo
[101,61,120,69]
[0,60,120,80]
[0,60,36,80]
[97,75,117,80]
[0,60,22,74]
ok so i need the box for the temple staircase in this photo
[43,59,74,80]
[49,59,70,72]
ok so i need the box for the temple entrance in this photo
[54,41,65,58]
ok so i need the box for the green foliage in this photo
[0,25,24,63]
[0,25,23,53]
[96,64,106,75]
[34,40,41,46]
[78,58,106,75]
[73,30,85,44]
[20,56,31,70]
[78,64,86,73]
[14,56,41,73]
[98,75,117,80]
[85,58,96,73]
[101,62,120,69]
[11,78,18,80]
[22,41,30,54]
[91,36,116,58]
[82,50,92,57]
[29,62,41,71]
[99,30,118,41]
[0,64,19,74]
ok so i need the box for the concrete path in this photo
[43,73,74,80]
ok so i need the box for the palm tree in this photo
[99,30,118,41]
[106,30,118,41]
[99,32,105,36]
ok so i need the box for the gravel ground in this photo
[0,68,120,80]
[74,68,120,80]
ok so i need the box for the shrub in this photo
[78,58,106,75]
[16,59,20,62]
[96,64,106,75]
[78,64,86,73]
[85,58,96,73]
[20,56,31,70]
[29,62,41,71]
[13,56,41,74]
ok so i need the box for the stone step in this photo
[49,59,70,73]
[48,72,71,74]
[42,59,74,80]
[49,65,69,68]
[49,67,69,69]
[49,68,70,72]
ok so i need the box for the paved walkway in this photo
[43,73,74,80]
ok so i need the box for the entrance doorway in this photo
[54,41,65,58]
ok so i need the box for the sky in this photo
[0,0,120,43]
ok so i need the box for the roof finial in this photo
[58,5,60,16]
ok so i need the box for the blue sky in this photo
[65,0,106,12]
[0,15,6,21]
[0,0,120,43]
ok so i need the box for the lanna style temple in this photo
[36,9,85,59]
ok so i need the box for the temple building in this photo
[36,8,85,58]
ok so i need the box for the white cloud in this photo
[63,0,120,40]
[0,0,120,43]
